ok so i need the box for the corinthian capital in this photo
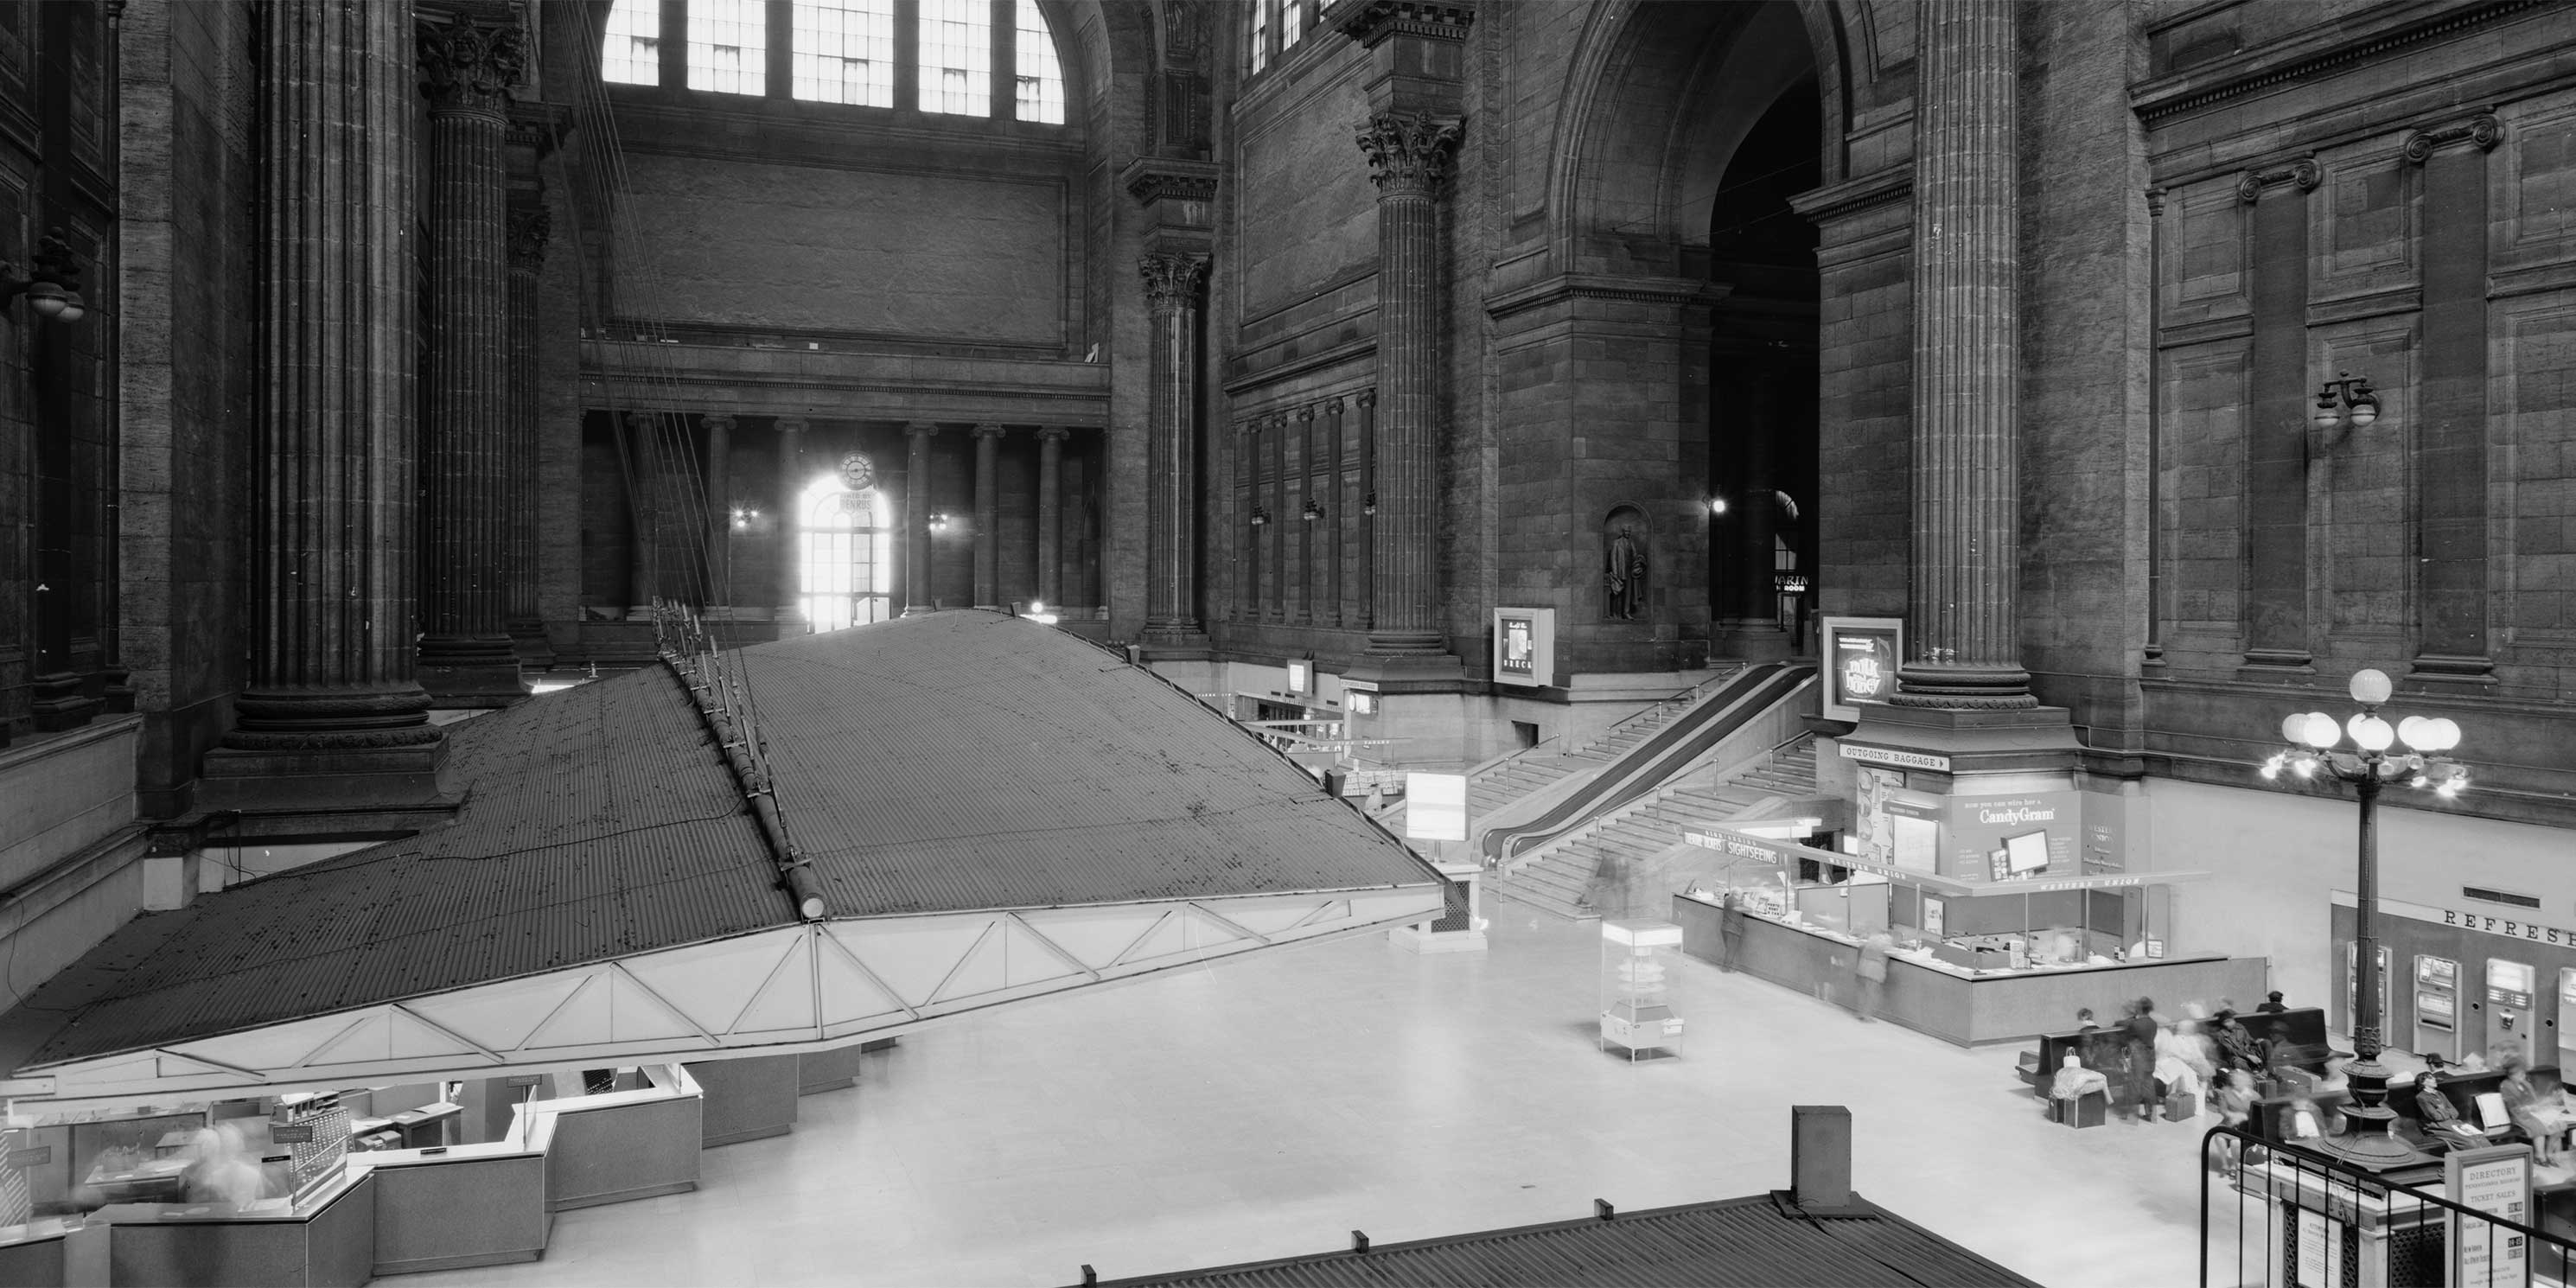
[421,19,528,114]
[507,206,551,272]
[1138,253,1211,315]
[1357,112,1462,195]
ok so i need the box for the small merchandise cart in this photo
[1600,918,1685,1061]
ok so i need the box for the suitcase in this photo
[2050,1089,2107,1128]
[2165,1090,2199,1121]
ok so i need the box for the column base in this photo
[196,738,453,811]
[1342,652,1467,694]
[1141,622,1210,660]
[1842,702,2085,777]
[30,672,101,732]
[1890,662,2037,709]
[508,619,557,668]
[419,660,531,707]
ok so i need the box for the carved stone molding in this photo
[506,205,550,272]
[421,18,527,114]
[1328,0,1476,48]
[1357,112,1463,195]
[2404,112,2503,164]
[2145,186,2167,217]
[2236,156,2320,204]
[1138,252,1210,314]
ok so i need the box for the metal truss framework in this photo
[6,886,1442,1111]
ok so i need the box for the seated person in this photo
[2415,1072,2490,1152]
[2210,1009,2267,1074]
[2498,1055,2563,1164]
[2051,1051,2109,1100]
[2154,1024,2203,1102]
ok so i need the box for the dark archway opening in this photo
[1706,85,1822,658]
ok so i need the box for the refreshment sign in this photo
[1820,615,1903,722]
[2448,1144,2533,1287]
[1406,773,1470,841]
[1491,608,1554,689]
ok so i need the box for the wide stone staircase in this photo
[1484,737,1821,922]
[1374,673,1736,837]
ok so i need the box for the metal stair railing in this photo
[1502,732,1816,882]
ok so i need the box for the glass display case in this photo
[1599,919,1685,1061]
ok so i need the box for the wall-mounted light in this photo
[1360,491,1377,517]
[729,506,761,531]
[1708,495,1729,516]
[1249,506,1270,526]
[3,227,85,324]
[928,511,952,532]
[1301,499,1324,522]
[2313,371,2382,431]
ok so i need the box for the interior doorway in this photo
[799,475,893,630]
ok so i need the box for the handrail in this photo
[2197,1120,2576,1286]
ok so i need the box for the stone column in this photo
[415,12,528,705]
[704,414,734,608]
[1325,396,1345,627]
[1891,0,2031,709]
[1293,403,1317,624]
[1240,418,1261,623]
[1036,427,1067,609]
[972,424,1004,609]
[204,0,439,801]
[1139,253,1210,642]
[626,412,661,613]
[1355,390,1376,630]
[1268,412,1288,622]
[503,204,552,665]
[775,417,809,630]
[903,423,937,615]
[1356,112,1460,658]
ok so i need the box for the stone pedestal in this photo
[205,0,443,801]
[416,14,529,706]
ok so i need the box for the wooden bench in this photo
[2383,1066,2563,1150]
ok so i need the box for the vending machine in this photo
[2414,954,2459,1062]
[2485,958,2537,1069]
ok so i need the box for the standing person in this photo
[2120,997,2160,1121]
[1717,888,1746,973]
[1854,932,1891,1023]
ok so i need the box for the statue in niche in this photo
[1604,524,1648,620]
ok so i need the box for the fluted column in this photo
[503,205,550,662]
[1140,253,1210,641]
[210,0,437,785]
[704,414,735,607]
[1357,112,1459,657]
[626,411,661,612]
[1036,427,1067,609]
[1892,0,2031,709]
[416,14,527,703]
[902,423,937,615]
[775,417,809,630]
[972,425,1004,609]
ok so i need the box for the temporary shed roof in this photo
[0,612,1445,1109]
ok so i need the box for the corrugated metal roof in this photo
[14,663,784,1068]
[4,611,1441,1072]
[749,613,1439,915]
[1076,1194,2040,1288]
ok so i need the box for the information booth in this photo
[1671,826,2267,1046]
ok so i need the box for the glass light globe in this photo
[2349,668,2394,705]
[2427,717,2461,752]
[2350,714,2395,751]
[2300,712,2342,749]
[2280,713,2310,745]
[2396,716,2428,749]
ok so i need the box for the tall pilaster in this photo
[1891,0,2031,709]
[1355,111,1459,659]
[1036,427,1068,610]
[204,0,440,801]
[1356,390,1376,630]
[416,11,528,705]
[972,424,1004,609]
[776,417,809,631]
[704,414,735,606]
[1139,253,1210,643]
[1325,397,1345,626]
[902,423,937,615]
[1268,412,1288,622]
[1293,403,1317,624]
[503,204,552,665]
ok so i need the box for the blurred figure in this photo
[1853,932,1891,1022]
[182,1123,265,1207]
[2256,990,2288,1014]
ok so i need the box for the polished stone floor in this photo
[405,907,2235,1288]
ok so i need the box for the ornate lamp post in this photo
[2260,667,2468,1172]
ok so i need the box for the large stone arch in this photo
[1548,0,1857,274]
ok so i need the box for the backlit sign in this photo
[1820,616,1903,722]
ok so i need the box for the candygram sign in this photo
[1492,607,1555,689]
[1973,802,2057,826]
[1820,616,1903,723]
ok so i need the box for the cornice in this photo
[1785,170,1912,226]
[1325,0,1476,48]
[1120,156,1221,205]
[1484,273,1726,322]
[2130,0,2547,124]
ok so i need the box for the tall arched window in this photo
[800,475,893,630]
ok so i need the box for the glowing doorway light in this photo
[799,474,891,631]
